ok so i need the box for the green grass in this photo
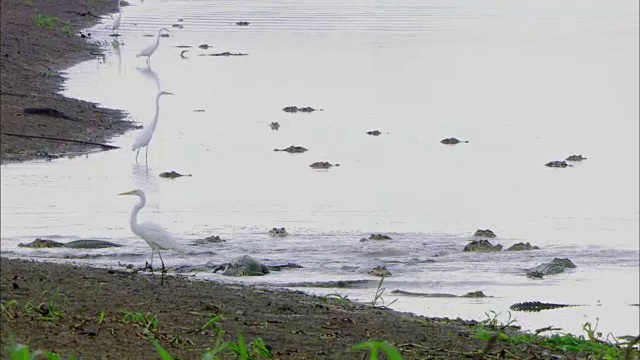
[371,275,397,308]
[24,288,65,321]
[351,339,403,360]
[473,313,633,359]
[32,13,56,29]
[121,311,160,337]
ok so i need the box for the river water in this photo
[1,0,638,337]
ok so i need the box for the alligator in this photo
[198,52,248,57]
[506,242,540,251]
[391,290,489,298]
[213,255,303,276]
[269,122,280,130]
[236,21,250,26]
[18,238,122,249]
[159,171,192,178]
[282,106,318,113]
[440,137,469,145]
[274,145,308,153]
[268,227,289,237]
[545,160,572,168]
[310,161,340,169]
[526,258,576,278]
[473,229,497,238]
[360,234,393,241]
[463,239,503,252]
[509,301,582,312]
[368,265,391,277]
[190,235,226,245]
[565,154,587,161]
[367,130,382,136]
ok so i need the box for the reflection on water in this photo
[1,0,638,336]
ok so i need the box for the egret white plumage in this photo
[136,27,171,66]
[119,188,185,284]
[111,0,121,35]
[132,90,173,163]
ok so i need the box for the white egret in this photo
[119,188,185,284]
[132,90,173,163]
[136,27,171,66]
[111,0,121,35]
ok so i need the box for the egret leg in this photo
[145,146,149,163]
[158,251,165,286]
[135,148,140,164]
[148,249,155,272]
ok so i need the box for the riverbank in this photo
[4,258,633,359]
[0,0,136,163]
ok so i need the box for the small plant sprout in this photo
[371,275,397,308]
[201,313,224,333]
[351,339,403,360]
[98,310,106,326]
[32,13,56,29]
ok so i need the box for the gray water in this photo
[1,0,638,337]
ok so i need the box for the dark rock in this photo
[506,242,540,251]
[473,229,496,238]
[274,145,308,153]
[440,137,468,145]
[190,235,226,245]
[463,239,502,252]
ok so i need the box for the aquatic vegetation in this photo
[24,288,66,321]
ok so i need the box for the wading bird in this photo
[136,27,171,66]
[119,188,185,285]
[132,90,173,163]
[111,0,121,36]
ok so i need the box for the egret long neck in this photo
[129,195,146,235]
[149,93,163,131]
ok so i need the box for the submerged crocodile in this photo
[269,122,280,130]
[527,258,576,278]
[463,239,502,252]
[213,255,303,276]
[189,235,226,245]
[360,234,393,241]
[309,161,339,169]
[18,238,122,249]
[274,145,308,153]
[368,265,391,277]
[565,154,587,162]
[282,106,318,113]
[367,130,382,136]
[509,301,582,312]
[440,137,469,145]
[268,227,289,237]
[545,160,572,168]
[473,229,497,238]
[506,242,540,251]
[392,290,489,298]
[159,171,192,178]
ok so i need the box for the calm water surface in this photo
[2,0,638,336]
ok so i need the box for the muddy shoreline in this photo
[0,0,136,163]
[0,0,637,358]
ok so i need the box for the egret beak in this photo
[118,190,137,196]
[164,92,174,95]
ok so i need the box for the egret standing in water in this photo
[119,188,185,285]
[132,90,173,163]
[111,0,121,36]
[136,28,171,66]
